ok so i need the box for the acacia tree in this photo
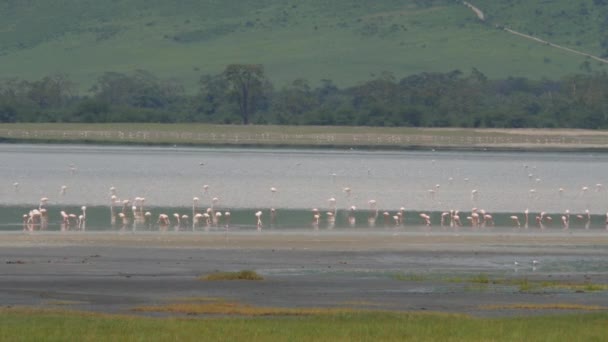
[223,64,267,124]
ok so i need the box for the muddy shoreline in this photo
[1,231,607,317]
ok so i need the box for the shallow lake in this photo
[1,144,608,231]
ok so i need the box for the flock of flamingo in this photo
[12,156,608,232]
[17,178,608,232]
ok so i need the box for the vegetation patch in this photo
[2,307,608,341]
[199,270,264,281]
[445,273,608,293]
[133,300,361,316]
[479,303,606,311]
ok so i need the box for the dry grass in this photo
[132,300,363,316]
[199,270,264,281]
[479,303,606,311]
[3,123,608,150]
[44,300,90,306]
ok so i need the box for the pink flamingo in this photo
[419,213,431,227]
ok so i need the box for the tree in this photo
[223,64,267,124]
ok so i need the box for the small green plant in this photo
[200,270,264,281]
[469,273,490,284]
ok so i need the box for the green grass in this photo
[200,270,264,281]
[0,0,605,92]
[3,123,608,150]
[1,308,607,341]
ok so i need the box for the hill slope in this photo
[0,0,606,91]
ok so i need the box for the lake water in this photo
[2,144,608,231]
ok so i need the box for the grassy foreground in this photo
[1,308,607,341]
[3,123,608,150]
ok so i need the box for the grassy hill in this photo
[0,0,607,92]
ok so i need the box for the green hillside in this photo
[0,0,607,91]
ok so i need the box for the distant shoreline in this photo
[2,123,608,152]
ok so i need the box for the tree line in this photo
[1,64,608,129]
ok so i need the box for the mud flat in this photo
[1,230,607,317]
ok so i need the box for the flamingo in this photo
[535,213,545,230]
[453,211,462,227]
[60,185,68,196]
[202,213,211,228]
[312,213,320,230]
[39,197,49,210]
[157,214,170,229]
[328,197,337,216]
[193,197,200,223]
[173,213,181,230]
[79,206,87,230]
[471,212,480,228]
[39,208,49,230]
[214,212,222,227]
[419,213,431,227]
[270,208,277,227]
[255,211,263,230]
[118,213,129,228]
[343,187,351,197]
[368,200,378,227]
[441,212,450,228]
[326,211,336,229]
[13,182,19,193]
[392,215,400,227]
[270,187,278,209]
[224,211,231,228]
[524,209,529,229]
[194,213,204,230]
[144,212,152,229]
[181,215,190,229]
[60,210,69,225]
[471,189,478,202]
[483,214,494,227]
[348,206,356,227]
[510,215,521,228]
[561,210,570,230]
[110,195,117,224]
[398,207,406,226]
[383,212,391,226]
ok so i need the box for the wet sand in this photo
[1,230,607,317]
